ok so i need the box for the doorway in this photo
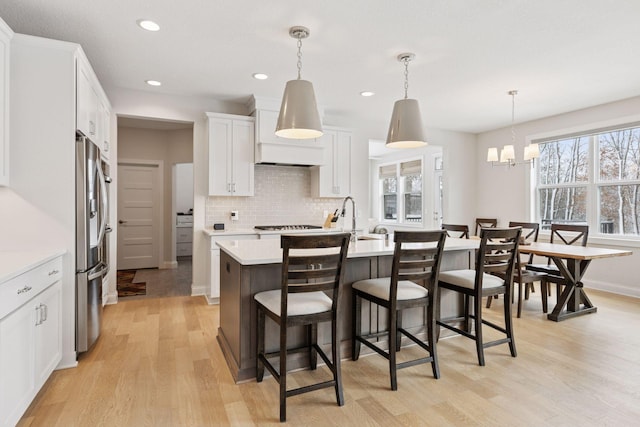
[116,117,194,300]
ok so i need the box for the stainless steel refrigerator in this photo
[76,135,110,353]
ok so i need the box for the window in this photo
[379,159,422,224]
[534,124,640,236]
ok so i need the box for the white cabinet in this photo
[205,233,258,303]
[176,215,193,257]
[207,113,254,196]
[0,256,62,427]
[77,56,111,159]
[311,127,352,197]
[0,18,13,187]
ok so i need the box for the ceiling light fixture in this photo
[275,26,322,139]
[137,19,160,32]
[487,90,539,167]
[360,91,375,97]
[145,80,162,86]
[253,73,268,80]
[386,53,427,148]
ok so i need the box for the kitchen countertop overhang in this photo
[216,237,479,265]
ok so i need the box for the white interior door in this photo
[117,162,160,270]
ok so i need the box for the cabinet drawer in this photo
[176,228,193,243]
[177,243,192,256]
[0,257,63,320]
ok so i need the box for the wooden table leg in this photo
[547,258,596,322]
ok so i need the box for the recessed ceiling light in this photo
[137,19,160,32]
[360,91,375,97]
[145,80,162,87]
[253,73,268,80]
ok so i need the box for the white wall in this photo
[476,95,640,297]
[175,163,193,214]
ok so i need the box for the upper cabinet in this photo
[0,18,13,187]
[311,127,352,198]
[76,55,111,159]
[207,112,255,196]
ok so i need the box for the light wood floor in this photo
[19,289,640,426]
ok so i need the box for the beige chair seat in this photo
[439,269,504,290]
[352,277,428,301]
[254,289,332,317]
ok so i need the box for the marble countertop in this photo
[0,248,66,284]
[217,237,479,265]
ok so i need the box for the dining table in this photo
[519,242,632,321]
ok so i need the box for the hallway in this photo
[117,256,192,300]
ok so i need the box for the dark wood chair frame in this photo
[352,230,447,391]
[437,227,521,366]
[525,224,589,310]
[442,223,470,239]
[255,233,351,422]
[475,217,498,236]
[486,221,546,317]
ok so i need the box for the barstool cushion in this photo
[255,289,332,317]
[439,269,504,289]
[352,277,428,301]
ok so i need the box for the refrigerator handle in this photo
[96,161,108,247]
[88,262,109,281]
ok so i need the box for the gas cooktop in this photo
[254,225,323,231]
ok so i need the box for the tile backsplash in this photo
[205,165,344,230]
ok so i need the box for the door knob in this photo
[118,220,127,224]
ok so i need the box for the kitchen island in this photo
[216,237,479,382]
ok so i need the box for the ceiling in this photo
[1,0,640,136]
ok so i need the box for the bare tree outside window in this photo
[536,125,640,236]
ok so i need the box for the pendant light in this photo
[386,53,427,148]
[487,90,539,167]
[275,26,323,139]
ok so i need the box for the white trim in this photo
[585,279,640,299]
[161,261,178,269]
[525,113,640,145]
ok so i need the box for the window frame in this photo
[378,157,424,227]
[527,115,640,248]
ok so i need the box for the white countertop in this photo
[217,237,479,265]
[0,248,66,284]
[202,228,258,237]
[202,227,360,238]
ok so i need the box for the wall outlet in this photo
[231,210,239,221]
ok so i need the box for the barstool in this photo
[254,233,350,422]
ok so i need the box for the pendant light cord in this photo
[510,91,516,144]
[403,57,409,99]
[296,35,303,80]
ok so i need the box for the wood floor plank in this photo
[17,289,640,426]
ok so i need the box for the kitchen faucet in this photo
[340,196,357,242]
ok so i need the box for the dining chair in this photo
[254,233,350,422]
[526,223,589,311]
[442,223,470,239]
[437,227,521,366]
[475,217,498,236]
[486,221,547,317]
[351,230,446,390]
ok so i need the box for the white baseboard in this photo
[161,261,178,269]
[585,279,640,298]
[57,352,78,370]
[205,296,220,305]
[191,283,206,297]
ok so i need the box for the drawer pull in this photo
[48,269,60,276]
[17,285,33,295]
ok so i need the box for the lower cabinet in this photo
[0,256,62,427]
[206,233,257,304]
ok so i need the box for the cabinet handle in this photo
[35,305,42,326]
[232,183,236,192]
[42,303,48,322]
[17,285,33,295]
[48,269,59,276]
[90,120,96,135]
